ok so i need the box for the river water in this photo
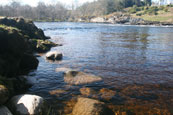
[27,22,173,114]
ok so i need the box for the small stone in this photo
[46,51,63,60]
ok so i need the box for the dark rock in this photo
[0,85,9,105]
[0,106,13,115]
[0,24,38,77]
[19,53,39,73]
[0,75,31,96]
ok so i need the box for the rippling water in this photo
[27,22,173,114]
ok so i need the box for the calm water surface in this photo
[27,22,173,114]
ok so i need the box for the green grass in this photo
[140,15,173,22]
[130,6,173,22]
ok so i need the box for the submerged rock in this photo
[64,71,102,85]
[56,68,102,85]
[80,87,97,97]
[72,97,114,115]
[49,89,67,96]
[99,88,116,101]
[0,106,13,115]
[46,51,63,60]
[8,94,45,115]
[0,85,9,105]
[80,87,116,101]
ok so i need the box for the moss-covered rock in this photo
[0,17,49,40]
[29,39,57,53]
[0,24,39,77]
[0,17,56,100]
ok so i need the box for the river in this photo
[27,22,173,114]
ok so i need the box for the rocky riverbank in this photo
[0,17,56,114]
[0,17,113,115]
[78,12,173,26]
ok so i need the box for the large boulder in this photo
[0,85,9,105]
[8,94,45,115]
[0,23,38,77]
[46,51,63,60]
[0,17,49,40]
[56,68,102,85]
[72,97,113,115]
[0,106,13,115]
[19,54,39,73]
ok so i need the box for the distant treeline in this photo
[0,0,151,21]
[0,2,68,21]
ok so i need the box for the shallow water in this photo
[27,22,173,114]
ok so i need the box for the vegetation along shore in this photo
[0,17,57,114]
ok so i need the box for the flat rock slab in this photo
[56,68,102,85]
[72,97,113,115]
[0,106,13,115]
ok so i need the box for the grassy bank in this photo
[128,5,173,23]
